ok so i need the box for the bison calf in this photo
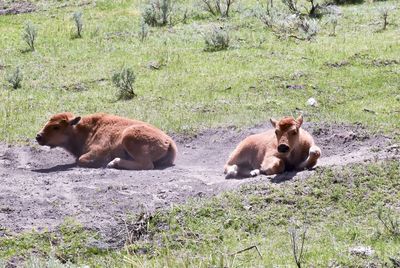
[224,115,321,178]
[36,112,177,170]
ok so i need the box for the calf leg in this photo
[224,164,255,179]
[298,145,321,170]
[77,148,105,168]
[107,135,155,170]
[107,157,154,170]
[250,156,285,176]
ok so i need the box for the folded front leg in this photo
[250,156,285,176]
[298,145,321,170]
[77,149,106,168]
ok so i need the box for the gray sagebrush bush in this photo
[142,0,171,26]
[22,21,37,51]
[73,11,83,38]
[7,67,23,89]
[204,26,230,52]
[112,67,137,100]
[139,20,149,42]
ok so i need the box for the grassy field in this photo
[1,161,399,267]
[0,0,399,143]
[1,0,400,267]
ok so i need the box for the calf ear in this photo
[69,116,81,126]
[296,114,303,128]
[270,118,277,128]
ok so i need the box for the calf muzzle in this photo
[277,144,289,153]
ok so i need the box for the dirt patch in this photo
[0,123,398,241]
[0,1,36,15]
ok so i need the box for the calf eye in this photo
[53,126,60,131]
[275,130,279,135]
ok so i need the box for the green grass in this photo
[1,161,399,267]
[0,0,399,143]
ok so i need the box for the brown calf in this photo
[224,115,321,178]
[36,113,177,170]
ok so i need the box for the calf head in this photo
[36,112,81,148]
[270,114,303,154]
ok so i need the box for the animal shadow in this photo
[32,163,76,173]
[270,171,298,183]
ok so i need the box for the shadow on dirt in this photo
[270,171,299,183]
[32,163,76,173]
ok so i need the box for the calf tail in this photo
[155,140,177,167]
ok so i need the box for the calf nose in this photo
[36,133,42,142]
[278,144,289,153]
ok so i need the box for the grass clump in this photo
[6,67,23,89]
[112,67,137,100]
[139,20,149,42]
[0,219,103,265]
[72,11,83,38]
[204,26,230,52]
[377,206,400,237]
[22,21,37,52]
[142,0,171,27]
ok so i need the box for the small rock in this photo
[349,246,374,257]
[286,84,305,90]
[147,61,161,70]
[307,97,317,107]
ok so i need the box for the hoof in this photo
[250,169,260,177]
[107,158,121,168]
[309,146,321,158]
[225,164,238,179]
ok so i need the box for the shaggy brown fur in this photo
[36,113,177,170]
[224,115,321,178]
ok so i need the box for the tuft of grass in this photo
[112,67,137,100]
[72,11,83,38]
[22,21,37,52]
[0,219,104,265]
[142,0,171,27]
[204,26,230,52]
[6,67,23,89]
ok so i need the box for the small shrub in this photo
[327,14,339,36]
[377,5,395,31]
[7,67,23,89]
[377,206,400,237]
[289,225,307,268]
[298,17,319,40]
[22,21,37,51]
[261,11,319,41]
[142,0,171,27]
[139,20,149,42]
[200,0,236,17]
[204,26,230,52]
[112,67,137,100]
[72,11,83,38]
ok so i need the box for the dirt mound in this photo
[0,1,36,15]
[0,123,398,239]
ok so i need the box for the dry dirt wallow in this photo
[0,123,398,240]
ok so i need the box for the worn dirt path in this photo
[0,123,398,239]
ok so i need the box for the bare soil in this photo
[0,123,398,240]
[0,1,35,15]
